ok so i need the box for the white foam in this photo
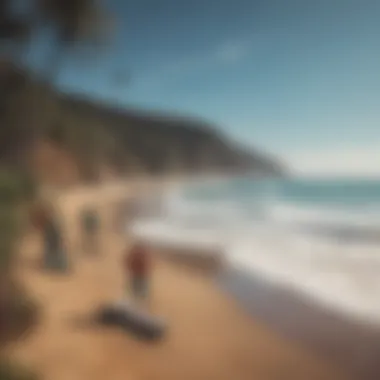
[228,235,380,325]
[269,203,380,232]
[131,219,226,252]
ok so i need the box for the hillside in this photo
[61,95,284,173]
[1,62,284,185]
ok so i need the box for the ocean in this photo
[131,177,380,326]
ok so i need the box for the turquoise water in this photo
[186,177,380,207]
[181,177,380,233]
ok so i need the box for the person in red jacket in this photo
[30,201,49,231]
[125,242,152,305]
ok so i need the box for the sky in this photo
[28,0,380,176]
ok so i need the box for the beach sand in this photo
[221,269,380,380]
[7,182,349,380]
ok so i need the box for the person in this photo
[32,202,68,271]
[81,208,99,255]
[125,242,152,307]
[30,201,49,232]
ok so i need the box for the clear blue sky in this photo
[29,0,380,175]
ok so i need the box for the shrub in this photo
[0,167,39,380]
[0,359,38,380]
[0,280,40,345]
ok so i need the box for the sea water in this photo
[131,176,380,325]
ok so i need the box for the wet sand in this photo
[7,183,348,380]
[220,268,380,380]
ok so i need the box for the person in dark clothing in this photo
[81,208,99,255]
[125,242,152,305]
[32,202,68,271]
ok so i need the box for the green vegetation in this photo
[0,1,113,377]
[0,169,36,270]
[0,169,39,379]
[0,359,38,380]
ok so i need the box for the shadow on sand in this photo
[68,305,167,343]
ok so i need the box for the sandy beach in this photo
[221,268,380,380]
[6,181,349,380]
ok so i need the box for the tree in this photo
[0,169,39,379]
[0,0,31,63]
[0,0,114,81]
[35,0,114,81]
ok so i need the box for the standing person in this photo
[81,207,99,255]
[45,216,67,271]
[124,241,152,308]
[30,200,48,232]
[31,201,50,265]
[32,202,68,271]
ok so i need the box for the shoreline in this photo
[134,228,380,380]
[218,267,380,380]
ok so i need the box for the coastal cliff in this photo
[1,62,284,185]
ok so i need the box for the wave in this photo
[130,180,380,325]
[166,189,380,238]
